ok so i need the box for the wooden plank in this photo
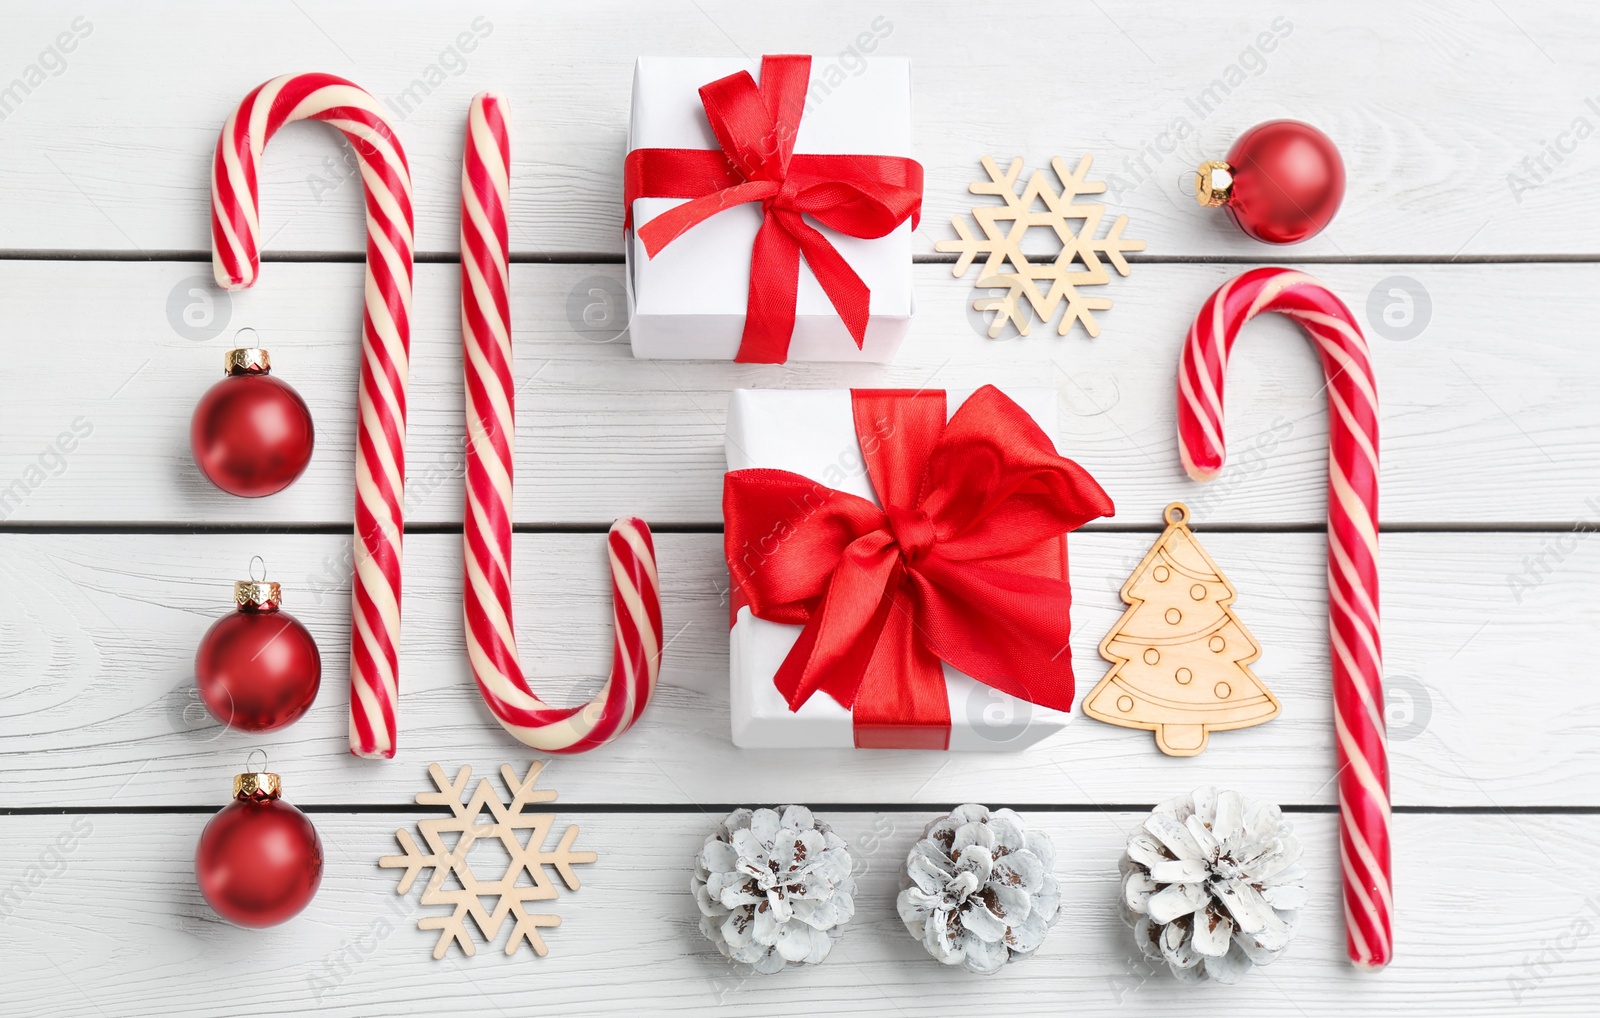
[0,1,1595,259]
[0,260,1593,526]
[0,530,1590,808]
[0,810,1593,1016]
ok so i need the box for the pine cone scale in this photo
[1191,904,1232,957]
[960,899,1009,943]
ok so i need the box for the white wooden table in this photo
[2,2,1596,1014]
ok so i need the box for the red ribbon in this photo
[723,386,1115,749]
[623,55,924,364]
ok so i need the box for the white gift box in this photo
[625,56,916,361]
[725,388,1076,751]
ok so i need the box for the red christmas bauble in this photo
[1197,120,1345,244]
[195,580,321,732]
[191,348,313,497]
[196,772,323,927]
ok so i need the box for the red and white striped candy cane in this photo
[1177,267,1391,970]
[212,73,414,759]
[460,92,664,752]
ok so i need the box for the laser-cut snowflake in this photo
[379,762,596,959]
[937,155,1145,339]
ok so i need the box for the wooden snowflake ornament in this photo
[1083,504,1280,755]
[380,762,596,959]
[937,155,1144,339]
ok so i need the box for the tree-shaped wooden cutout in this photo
[1083,503,1280,755]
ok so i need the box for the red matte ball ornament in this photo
[191,347,314,497]
[195,771,323,928]
[195,579,321,732]
[1195,120,1345,244]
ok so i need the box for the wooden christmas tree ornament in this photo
[1083,503,1280,755]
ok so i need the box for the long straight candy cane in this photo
[1177,267,1390,969]
[212,73,414,759]
[460,92,664,751]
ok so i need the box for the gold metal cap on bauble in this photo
[224,348,272,375]
[233,772,282,800]
[1195,160,1234,207]
[234,580,282,612]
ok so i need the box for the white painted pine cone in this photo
[691,806,856,973]
[1121,787,1307,984]
[897,804,1060,974]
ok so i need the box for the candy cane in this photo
[212,73,414,760]
[460,92,665,751]
[1177,267,1390,969]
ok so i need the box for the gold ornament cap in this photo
[234,580,282,612]
[224,348,271,376]
[233,772,282,801]
[1195,160,1234,207]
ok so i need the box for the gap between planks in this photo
[10,250,1600,265]
[0,522,1593,535]
[4,804,1598,816]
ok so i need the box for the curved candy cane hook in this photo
[460,92,664,751]
[212,73,415,759]
[1177,267,1390,969]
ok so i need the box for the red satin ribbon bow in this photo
[623,54,924,364]
[723,387,1115,749]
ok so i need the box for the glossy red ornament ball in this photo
[191,348,313,497]
[196,773,323,927]
[195,581,321,732]
[1197,120,1345,244]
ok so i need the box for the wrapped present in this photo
[723,386,1114,750]
[624,54,922,363]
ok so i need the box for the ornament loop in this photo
[233,326,261,345]
[248,555,267,582]
[246,748,268,773]
[1164,502,1189,526]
